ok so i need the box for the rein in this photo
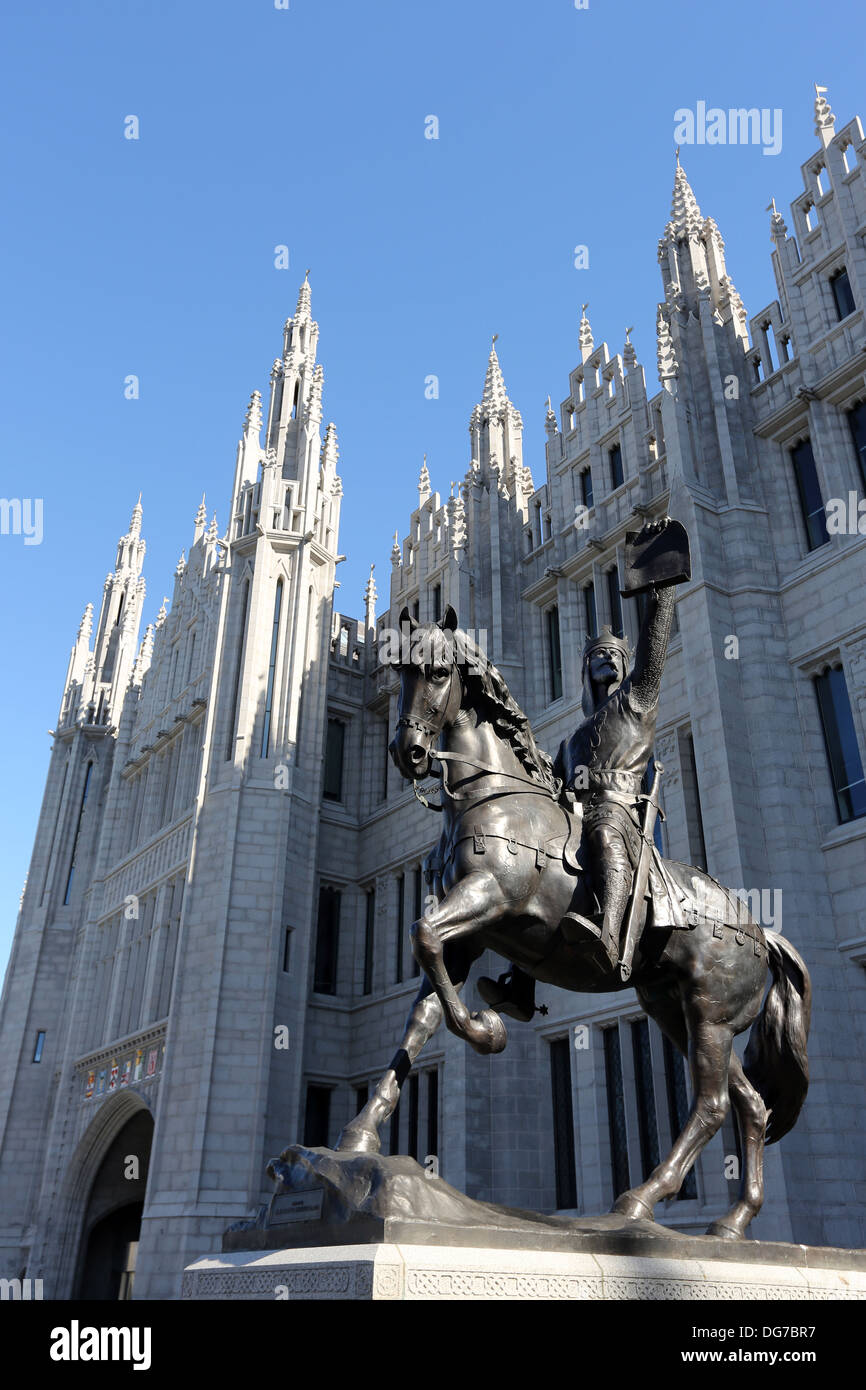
[412,748,556,811]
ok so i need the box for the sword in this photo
[618,762,664,984]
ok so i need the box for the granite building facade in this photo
[1,89,865,1298]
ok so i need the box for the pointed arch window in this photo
[546,604,563,702]
[583,582,597,640]
[291,382,300,420]
[607,567,624,638]
[830,267,855,322]
[225,581,251,760]
[815,665,866,823]
[63,761,93,905]
[791,439,829,551]
[609,442,624,491]
[261,579,284,757]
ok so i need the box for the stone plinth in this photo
[182,1147,866,1299]
[181,1238,866,1301]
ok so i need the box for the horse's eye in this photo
[431,667,447,680]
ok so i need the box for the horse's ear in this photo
[399,605,416,630]
[439,605,458,632]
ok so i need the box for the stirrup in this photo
[561,912,619,975]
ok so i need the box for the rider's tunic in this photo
[554,678,685,928]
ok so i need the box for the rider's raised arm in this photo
[630,584,676,712]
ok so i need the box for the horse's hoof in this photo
[335,1126,381,1155]
[706,1220,744,1241]
[612,1192,655,1221]
[467,1009,508,1055]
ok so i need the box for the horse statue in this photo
[336,599,811,1241]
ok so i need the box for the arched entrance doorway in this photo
[74,1107,153,1299]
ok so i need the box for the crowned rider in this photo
[554,515,688,976]
[478,516,687,1013]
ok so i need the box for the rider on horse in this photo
[479,516,687,1016]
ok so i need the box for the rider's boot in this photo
[562,866,630,978]
[477,965,538,1023]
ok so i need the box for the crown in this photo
[583,625,632,663]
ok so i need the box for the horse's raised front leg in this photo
[412,869,509,1055]
[706,1051,767,1239]
[613,1015,733,1220]
[336,941,479,1154]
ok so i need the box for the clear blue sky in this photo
[0,0,862,974]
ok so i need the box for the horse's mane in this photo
[455,630,560,795]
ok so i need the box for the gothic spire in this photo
[667,153,703,239]
[544,395,558,437]
[295,270,312,322]
[481,335,509,412]
[391,530,402,567]
[623,325,637,370]
[129,493,143,538]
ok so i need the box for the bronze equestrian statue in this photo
[337,518,811,1241]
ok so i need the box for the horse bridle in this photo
[396,661,555,811]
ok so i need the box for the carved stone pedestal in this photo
[181,1239,866,1301]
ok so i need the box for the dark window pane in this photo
[546,605,563,701]
[816,666,866,823]
[432,584,442,621]
[584,582,597,640]
[225,582,250,760]
[848,402,866,491]
[282,926,292,974]
[411,869,422,975]
[303,1085,331,1146]
[663,1034,697,1199]
[581,468,593,509]
[549,1037,577,1208]
[791,439,829,551]
[32,1031,46,1064]
[609,443,624,490]
[323,719,345,801]
[631,1019,660,1180]
[63,761,93,905]
[603,1027,630,1199]
[408,1073,419,1160]
[389,1097,401,1156]
[260,580,283,757]
[426,1069,439,1163]
[395,874,404,983]
[363,891,375,995]
[607,568,624,638]
[679,730,707,870]
[313,886,341,994]
[830,267,856,321]
[355,1082,369,1111]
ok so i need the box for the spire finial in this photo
[391,530,402,567]
[579,303,594,362]
[129,493,143,537]
[675,145,681,166]
[418,454,432,501]
[814,83,835,145]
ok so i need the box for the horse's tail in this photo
[743,930,811,1144]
